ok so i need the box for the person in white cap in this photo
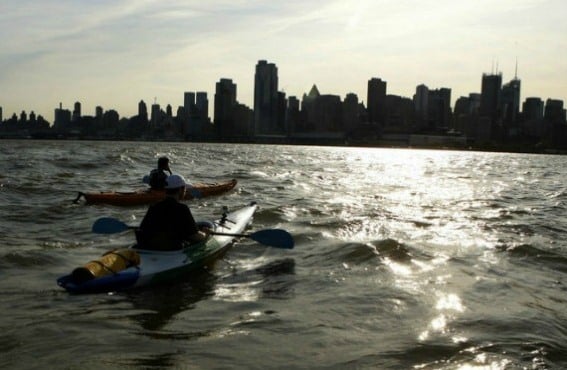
[137,174,207,250]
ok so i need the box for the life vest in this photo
[71,249,140,284]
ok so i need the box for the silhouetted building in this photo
[54,103,71,130]
[103,109,119,129]
[454,94,480,136]
[196,92,209,120]
[95,106,103,120]
[138,100,148,123]
[254,60,280,135]
[384,95,414,133]
[544,99,565,123]
[72,102,81,122]
[301,84,320,132]
[303,91,342,132]
[367,78,387,125]
[184,92,196,115]
[151,103,161,126]
[233,103,254,138]
[501,77,521,135]
[480,73,502,122]
[522,97,544,138]
[214,78,237,137]
[286,96,300,134]
[544,99,566,147]
[0,106,2,123]
[343,93,360,133]
[428,88,451,132]
[414,84,429,131]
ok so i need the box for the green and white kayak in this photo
[57,202,267,294]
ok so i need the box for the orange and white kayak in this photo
[74,179,237,206]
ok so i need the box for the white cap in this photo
[165,174,187,189]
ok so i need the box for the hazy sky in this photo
[1,0,566,121]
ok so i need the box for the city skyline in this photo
[1,1,566,119]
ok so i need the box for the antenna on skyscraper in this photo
[514,57,518,79]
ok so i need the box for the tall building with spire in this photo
[501,64,521,127]
[254,60,280,135]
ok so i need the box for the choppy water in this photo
[1,139,566,369]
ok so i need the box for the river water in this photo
[0,140,566,369]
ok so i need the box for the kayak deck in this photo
[57,202,258,294]
[76,179,237,206]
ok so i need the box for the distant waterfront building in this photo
[72,102,81,122]
[19,111,27,123]
[184,92,196,115]
[286,96,300,134]
[479,73,502,122]
[138,100,148,123]
[414,84,429,130]
[95,106,103,121]
[214,78,237,137]
[544,99,565,124]
[367,78,387,126]
[384,95,414,133]
[54,103,71,130]
[151,103,161,126]
[301,84,320,132]
[343,93,360,133]
[428,88,452,131]
[303,91,342,133]
[543,99,567,147]
[469,93,481,113]
[1,106,3,122]
[196,92,209,120]
[522,97,544,138]
[254,60,280,135]
[522,97,544,121]
[501,77,521,127]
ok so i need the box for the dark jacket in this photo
[138,197,199,250]
[148,168,168,190]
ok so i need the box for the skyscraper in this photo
[214,78,237,137]
[254,60,279,134]
[184,92,196,115]
[196,92,209,120]
[72,102,81,122]
[479,73,502,122]
[367,78,387,125]
[428,88,452,130]
[501,77,521,125]
[138,100,148,123]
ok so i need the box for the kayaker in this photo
[148,156,172,190]
[137,174,208,250]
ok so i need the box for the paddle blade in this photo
[186,186,202,199]
[92,217,131,234]
[249,229,295,249]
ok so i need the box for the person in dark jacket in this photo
[148,156,172,190]
[138,174,207,250]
